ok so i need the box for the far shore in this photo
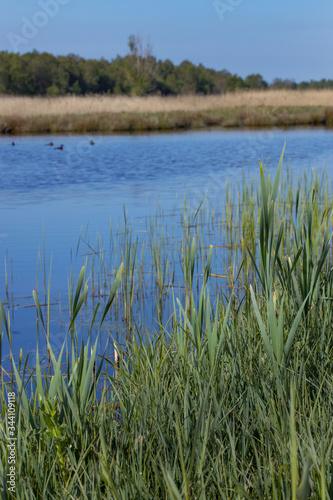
[1,90,333,134]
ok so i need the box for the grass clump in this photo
[1,149,333,498]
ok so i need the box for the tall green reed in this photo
[1,151,333,498]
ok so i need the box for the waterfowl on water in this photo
[46,142,54,146]
[11,142,15,146]
[54,145,64,150]
[90,140,95,145]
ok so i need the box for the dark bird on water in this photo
[90,140,95,145]
[54,145,64,150]
[46,142,53,146]
[11,142,15,146]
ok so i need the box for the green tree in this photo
[226,74,246,91]
[46,84,60,96]
[125,34,158,95]
[271,78,297,90]
[69,80,82,94]
[0,51,11,94]
[212,70,231,93]
[244,73,268,89]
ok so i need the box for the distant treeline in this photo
[1,36,332,96]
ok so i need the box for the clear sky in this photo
[1,0,333,83]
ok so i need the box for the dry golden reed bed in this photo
[1,90,333,134]
[1,89,333,117]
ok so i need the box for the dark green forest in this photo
[1,35,332,96]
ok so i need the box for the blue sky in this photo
[1,0,333,83]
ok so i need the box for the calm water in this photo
[1,128,333,364]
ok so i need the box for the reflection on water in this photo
[0,128,333,364]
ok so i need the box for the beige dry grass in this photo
[1,89,333,117]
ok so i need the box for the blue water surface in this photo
[0,127,332,363]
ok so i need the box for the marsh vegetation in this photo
[2,90,333,117]
[1,149,333,498]
[1,90,333,134]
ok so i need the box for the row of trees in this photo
[0,36,332,96]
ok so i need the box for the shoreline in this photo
[1,105,333,135]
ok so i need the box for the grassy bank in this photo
[1,90,333,133]
[1,150,333,498]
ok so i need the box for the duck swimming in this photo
[11,142,15,146]
[90,140,95,145]
[54,145,64,150]
[46,142,54,146]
